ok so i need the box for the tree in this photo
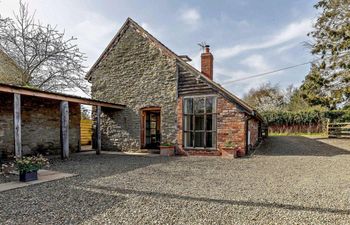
[284,85,311,111]
[298,64,340,109]
[0,1,87,93]
[243,82,285,112]
[308,0,350,107]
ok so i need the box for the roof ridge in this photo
[85,18,262,121]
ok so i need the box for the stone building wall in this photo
[90,26,177,151]
[0,93,80,158]
[0,50,23,85]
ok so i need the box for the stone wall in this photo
[0,50,23,85]
[90,25,177,151]
[0,93,80,158]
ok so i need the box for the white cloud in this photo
[240,54,271,72]
[215,18,313,60]
[180,8,201,25]
[73,13,118,66]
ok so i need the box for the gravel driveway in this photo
[1,136,350,225]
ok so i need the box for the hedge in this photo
[262,110,350,126]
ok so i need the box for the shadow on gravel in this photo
[50,153,179,181]
[256,136,350,156]
[85,184,350,216]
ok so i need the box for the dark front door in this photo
[145,111,161,149]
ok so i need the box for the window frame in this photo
[183,95,217,150]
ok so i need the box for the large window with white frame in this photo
[183,96,217,149]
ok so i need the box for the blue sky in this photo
[1,0,319,97]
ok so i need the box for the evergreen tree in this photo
[307,0,350,108]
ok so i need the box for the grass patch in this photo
[270,132,327,137]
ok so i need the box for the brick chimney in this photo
[201,45,213,80]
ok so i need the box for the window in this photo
[183,96,217,149]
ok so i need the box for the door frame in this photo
[140,107,161,148]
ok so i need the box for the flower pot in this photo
[221,147,238,158]
[160,146,175,156]
[19,170,38,182]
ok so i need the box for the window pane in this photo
[184,132,193,147]
[206,114,216,131]
[195,115,204,130]
[206,114,212,130]
[194,132,204,147]
[206,96,213,113]
[194,98,205,114]
[206,132,216,148]
[184,98,193,114]
[184,115,193,131]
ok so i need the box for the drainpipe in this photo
[245,114,253,155]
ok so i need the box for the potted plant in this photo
[15,155,49,182]
[221,141,238,158]
[160,142,175,156]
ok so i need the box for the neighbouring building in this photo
[0,49,125,159]
[87,18,264,156]
[0,49,23,85]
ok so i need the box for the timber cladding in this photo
[0,93,80,158]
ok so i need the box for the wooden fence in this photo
[327,122,350,138]
[81,119,92,145]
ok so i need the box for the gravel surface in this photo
[1,136,350,224]
[0,174,17,183]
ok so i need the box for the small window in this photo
[183,96,217,149]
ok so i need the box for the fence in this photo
[80,119,93,145]
[327,122,350,138]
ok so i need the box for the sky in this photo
[0,0,319,98]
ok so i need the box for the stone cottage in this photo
[86,18,263,156]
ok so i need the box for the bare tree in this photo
[0,1,88,93]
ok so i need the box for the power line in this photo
[221,60,317,86]
[220,53,349,86]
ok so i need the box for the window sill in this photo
[184,148,217,151]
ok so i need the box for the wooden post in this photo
[13,94,22,158]
[60,101,69,159]
[96,106,101,155]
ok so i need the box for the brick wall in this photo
[0,93,80,158]
[176,95,249,156]
[217,96,247,155]
[248,118,259,148]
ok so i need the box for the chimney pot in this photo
[201,45,213,80]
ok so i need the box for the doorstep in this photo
[0,169,77,193]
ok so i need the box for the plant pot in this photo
[160,146,175,156]
[19,170,38,182]
[221,147,238,158]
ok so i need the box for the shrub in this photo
[15,155,49,173]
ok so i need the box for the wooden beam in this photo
[60,101,69,159]
[13,93,22,158]
[96,106,101,155]
[0,84,125,109]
